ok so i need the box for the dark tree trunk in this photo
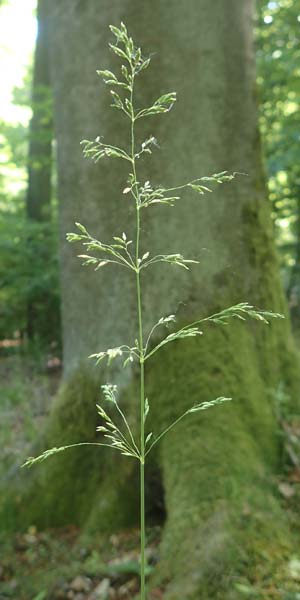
[26,0,54,340]
[288,196,300,334]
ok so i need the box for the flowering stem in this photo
[130,65,146,600]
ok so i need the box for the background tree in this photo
[26,0,58,341]
[3,1,300,598]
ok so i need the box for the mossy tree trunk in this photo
[7,1,299,597]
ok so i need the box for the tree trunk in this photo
[4,1,300,597]
[288,196,300,335]
[26,0,54,340]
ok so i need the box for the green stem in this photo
[139,361,146,600]
[131,67,146,600]
[136,240,146,600]
[145,409,189,456]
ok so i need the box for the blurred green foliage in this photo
[0,90,60,346]
[257,0,300,300]
[0,200,60,343]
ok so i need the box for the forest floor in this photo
[1,352,300,600]
[0,352,163,600]
[0,523,163,600]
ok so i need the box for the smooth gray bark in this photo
[47,1,259,376]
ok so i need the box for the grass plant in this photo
[23,23,284,599]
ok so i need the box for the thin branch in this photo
[115,401,140,456]
[145,410,190,455]
[22,442,123,468]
